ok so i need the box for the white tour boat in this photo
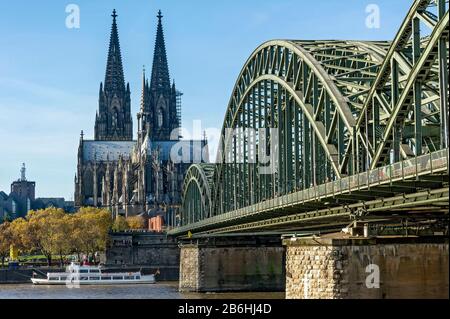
[31,262,156,285]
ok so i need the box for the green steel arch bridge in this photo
[169,0,449,237]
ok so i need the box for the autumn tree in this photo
[75,207,112,262]
[112,215,129,232]
[53,214,73,266]
[9,217,33,255]
[26,208,66,266]
[4,207,114,265]
[67,213,84,263]
[126,215,146,230]
[0,222,13,266]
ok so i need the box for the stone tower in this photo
[138,10,180,142]
[94,9,133,141]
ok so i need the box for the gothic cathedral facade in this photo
[74,10,208,224]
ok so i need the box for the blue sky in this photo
[0,0,412,199]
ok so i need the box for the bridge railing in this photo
[170,149,448,235]
[248,148,448,213]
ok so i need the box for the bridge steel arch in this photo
[178,0,449,232]
[181,164,215,225]
[348,0,449,170]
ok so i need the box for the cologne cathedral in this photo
[74,10,208,223]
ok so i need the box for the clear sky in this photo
[0,0,412,199]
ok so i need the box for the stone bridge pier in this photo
[177,233,448,298]
[283,235,449,299]
[178,235,285,292]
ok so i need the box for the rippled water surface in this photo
[0,282,285,299]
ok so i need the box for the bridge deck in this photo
[169,149,449,236]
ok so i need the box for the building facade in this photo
[0,164,34,220]
[74,10,208,223]
[0,164,74,221]
[0,191,18,221]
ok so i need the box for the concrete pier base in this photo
[179,236,285,292]
[284,235,449,299]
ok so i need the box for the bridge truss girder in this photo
[175,0,449,235]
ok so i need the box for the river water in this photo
[0,282,285,299]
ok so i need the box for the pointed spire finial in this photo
[150,9,170,92]
[157,10,163,21]
[80,130,84,140]
[103,8,125,93]
[141,65,147,111]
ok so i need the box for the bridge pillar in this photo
[179,235,285,292]
[284,235,449,299]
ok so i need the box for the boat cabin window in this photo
[89,277,100,280]
[79,269,89,273]
[135,276,140,280]
[49,277,58,281]
[90,269,100,273]
[101,276,111,280]
[113,276,123,280]
[124,276,134,280]
[60,277,67,281]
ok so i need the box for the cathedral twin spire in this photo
[95,9,132,141]
[140,10,180,142]
[150,10,171,92]
[95,9,179,143]
[104,9,126,94]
